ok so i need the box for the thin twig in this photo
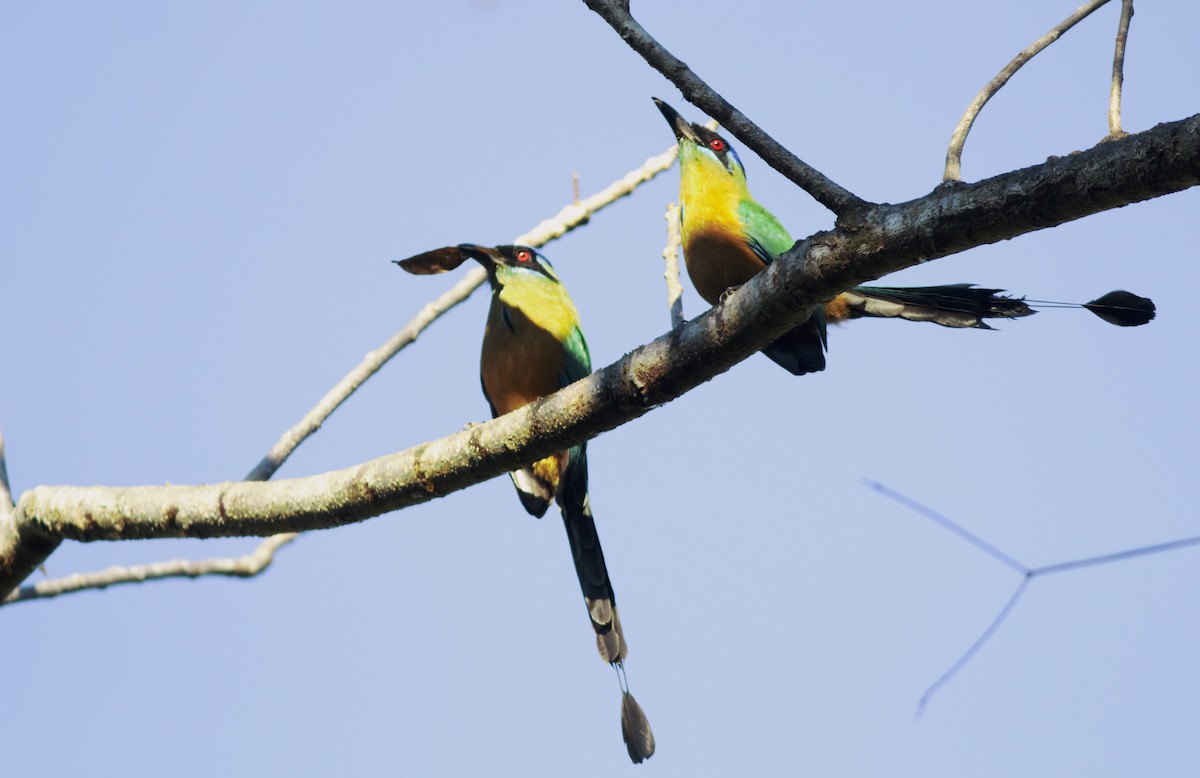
[582,0,867,218]
[867,481,1200,716]
[7,141,684,606]
[244,269,487,483]
[0,430,18,573]
[662,203,685,329]
[864,480,1029,575]
[3,534,295,604]
[916,576,1032,719]
[1032,534,1200,577]
[944,0,1113,182]
[1109,0,1135,137]
[0,430,12,518]
[657,119,716,328]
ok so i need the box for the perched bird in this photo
[396,243,654,764]
[654,98,1155,374]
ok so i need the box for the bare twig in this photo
[657,119,717,328]
[1109,0,1135,137]
[244,269,487,484]
[865,480,1200,717]
[662,203,685,329]
[582,0,867,219]
[917,577,1032,718]
[944,0,1113,182]
[863,480,1028,575]
[6,141,685,606]
[0,430,12,519]
[3,534,295,604]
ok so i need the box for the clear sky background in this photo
[3,2,1198,775]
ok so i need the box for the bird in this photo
[654,97,1156,375]
[395,243,655,764]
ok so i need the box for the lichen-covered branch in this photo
[662,203,685,329]
[582,0,867,219]
[3,141,685,607]
[3,112,1198,601]
[945,0,1113,182]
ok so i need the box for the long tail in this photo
[561,491,625,664]
[559,452,654,763]
[828,284,1034,329]
[829,284,1156,328]
[1031,289,1156,327]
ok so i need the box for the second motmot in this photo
[395,243,654,765]
[654,98,1156,375]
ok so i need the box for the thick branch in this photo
[3,141,684,606]
[3,113,1197,598]
[582,0,868,218]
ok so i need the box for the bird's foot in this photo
[718,284,742,304]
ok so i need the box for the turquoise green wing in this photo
[737,197,794,263]
[738,195,828,370]
[558,322,592,502]
[559,324,592,385]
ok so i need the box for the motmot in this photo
[654,98,1156,375]
[396,243,655,764]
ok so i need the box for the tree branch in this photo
[661,203,685,329]
[3,113,1196,600]
[2,141,685,606]
[1109,0,1135,137]
[0,430,12,520]
[3,533,296,605]
[0,429,62,598]
[867,480,1200,717]
[945,0,1114,182]
[582,0,868,219]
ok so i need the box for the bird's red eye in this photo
[515,249,532,263]
[710,138,726,151]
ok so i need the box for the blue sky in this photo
[3,1,1198,775]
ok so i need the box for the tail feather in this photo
[835,284,1035,329]
[557,449,652,763]
[762,314,827,375]
[509,467,552,518]
[561,491,626,664]
[1083,290,1156,326]
[621,690,656,763]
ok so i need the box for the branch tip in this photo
[945,0,1114,182]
